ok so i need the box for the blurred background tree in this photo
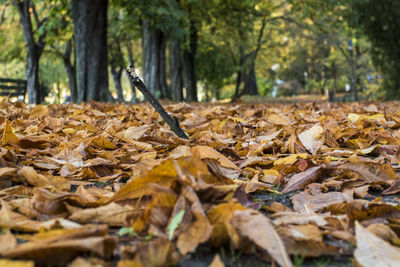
[0,0,397,103]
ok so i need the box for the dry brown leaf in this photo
[207,202,247,246]
[120,238,178,267]
[298,125,324,155]
[69,202,140,226]
[271,212,328,227]
[0,231,17,253]
[231,209,293,267]
[292,191,350,213]
[170,186,213,255]
[340,162,398,183]
[327,200,400,222]
[354,221,400,267]
[283,166,323,193]
[123,125,151,140]
[209,254,225,267]
[191,145,240,170]
[0,167,16,189]
[1,236,116,265]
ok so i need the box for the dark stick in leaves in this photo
[126,66,189,139]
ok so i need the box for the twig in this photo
[126,66,189,139]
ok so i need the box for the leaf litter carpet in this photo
[1,101,400,266]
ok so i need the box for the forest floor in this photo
[0,100,400,267]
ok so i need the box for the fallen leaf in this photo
[191,145,240,170]
[1,120,19,145]
[339,162,398,183]
[231,209,293,267]
[207,202,246,246]
[283,166,323,193]
[298,125,324,155]
[209,254,225,267]
[0,259,34,267]
[0,231,17,253]
[354,221,400,267]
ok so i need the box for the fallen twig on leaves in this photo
[126,65,188,139]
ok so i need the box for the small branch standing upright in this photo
[126,66,189,139]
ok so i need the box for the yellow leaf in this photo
[1,120,19,145]
[0,260,34,267]
[274,154,307,166]
[191,146,240,170]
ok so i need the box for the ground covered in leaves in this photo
[1,101,400,267]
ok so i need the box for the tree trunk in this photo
[214,87,220,100]
[182,18,198,102]
[233,70,242,101]
[127,44,137,103]
[109,39,124,102]
[232,52,244,101]
[142,19,161,96]
[111,66,124,102]
[242,62,259,95]
[71,0,111,103]
[329,61,337,102]
[159,32,170,99]
[349,46,358,101]
[15,0,44,104]
[169,39,183,101]
[63,39,77,102]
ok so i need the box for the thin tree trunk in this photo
[72,0,111,102]
[349,46,358,101]
[329,61,337,102]
[169,39,183,101]
[127,44,137,103]
[232,52,244,101]
[15,0,44,104]
[142,19,161,96]
[63,39,77,102]
[159,32,169,99]
[111,66,124,102]
[214,87,220,100]
[109,39,124,102]
[182,17,198,102]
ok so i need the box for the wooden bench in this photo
[0,78,27,101]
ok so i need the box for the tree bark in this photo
[71,0,111,103]
[63,39,77,102]
[329,61,337,102]
[142,19,161,96]
[169,40,183,101]
[182,17,198,102]
[111,66,124,102]
[127,44,137,103]
[109,39,124,102]
[159,33,170,99]
[242,62,259,95]
[15,0,44,104]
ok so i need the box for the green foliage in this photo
[118,227,139,237]
[257,77,275,96]
[348,0,400,99]
[0,0,396,101]
[196,37,236,93]
[168,210,185,240]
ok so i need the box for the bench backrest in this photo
[0,78,27,97]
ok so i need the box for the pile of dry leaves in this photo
[1,100,400,266]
